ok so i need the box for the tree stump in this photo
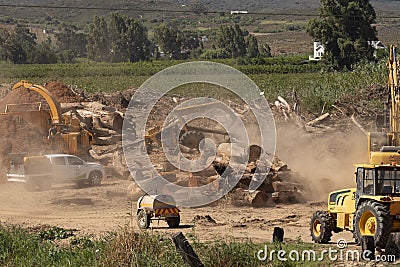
[273,227,284,242]
[172,232,204,267]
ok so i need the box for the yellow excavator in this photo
[310,45,400,249]
[3,80,93,156]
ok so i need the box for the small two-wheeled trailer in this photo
[136,194,180,229]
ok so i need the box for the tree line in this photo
[0,0,382,70]
[0,13,271,64]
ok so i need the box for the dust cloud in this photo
[276,123,368,201]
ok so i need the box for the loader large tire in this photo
[310,210,333,243]
[354,201,392,248]
[180,131,204,150]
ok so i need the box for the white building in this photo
[368,40,385,50]
[309,40,386,61]
[230,11,248,15]
[309,41,324,61]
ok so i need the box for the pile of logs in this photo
[61,94,307,207]
[154,142,305,207]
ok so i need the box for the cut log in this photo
[89,150,114,160]
[272,181,303,192]
[94,134,122,145]
[217,143,245,160]
[231,188,269,207]
[92,127,117,136]
[271,191,305,204]
[100,112,124,133]
[271,157,287,172]
[179,144,198,154]
[93,116,102,129]
[351,114,367,135]
[277,96,290,111]
[305,113,330,127]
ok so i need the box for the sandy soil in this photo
[0,178,354,246]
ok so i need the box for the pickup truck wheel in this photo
[88,171,102,186]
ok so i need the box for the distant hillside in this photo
[0,0,398,55]
[0,0,398,23]
[0,0,187,23]
[168,0,320,13]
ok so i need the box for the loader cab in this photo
[356,165,400,197]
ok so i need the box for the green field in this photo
[0,223,335,266]
[0,57,387,113]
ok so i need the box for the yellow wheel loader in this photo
[310,45,400,248]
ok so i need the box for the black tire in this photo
[354,200,392,248]
[310,211,333,243]
[137,210,150,229]
[180,131,204,150]
[88,171,102,186]
[166,215,180,228]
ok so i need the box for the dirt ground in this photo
[0,122,364,246]
[0,178,355,245]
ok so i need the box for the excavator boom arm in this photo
[12,80,63,124]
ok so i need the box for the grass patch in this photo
[0,223,338,266]
[0,224,104,266]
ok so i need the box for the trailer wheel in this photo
[88,171,102,186]
[310,210,333,243]
[166,215,180,228]
[137,210,150,229]
[354,200,392,248]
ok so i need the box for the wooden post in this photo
[361,236,375,260]
[273,227,284,242]
[172,232,204,267]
